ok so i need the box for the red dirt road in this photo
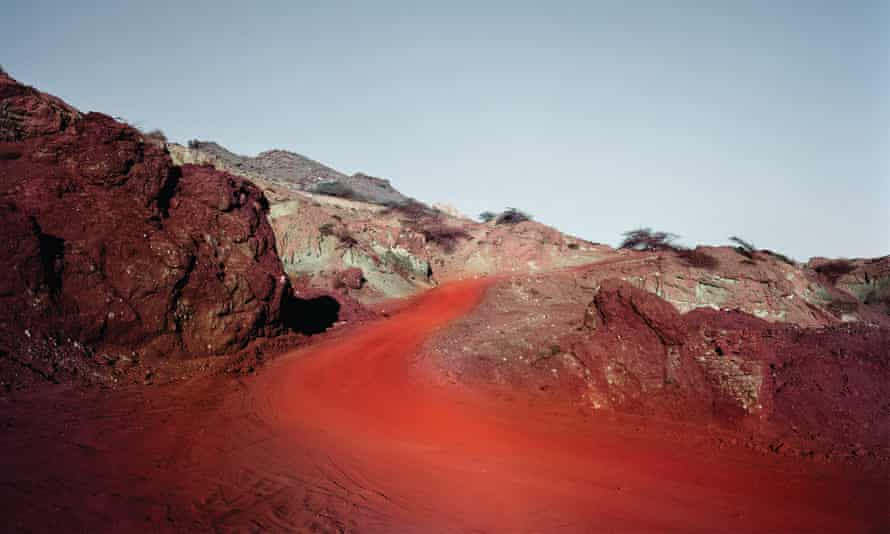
[2,278,888,532]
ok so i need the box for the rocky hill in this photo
[169,141,410,206]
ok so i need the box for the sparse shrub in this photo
[0,65,6,75]
[567,243,580,250]
[419,221,470,253]
[678,248,719,269]
[814,260,856,283]
[495,207,532,225]
[318,221,356,248]
[187,139,201,149]
[334,231,357,249]
[382,199,469,252]
[764,249,795,266]
[479,211,497,223]
[311,181,359,200]
[318,222,336,236]
[382,199,436,219]
[729,236,756,259]
[144,129,167,143]
[620,228,719,269]
[620,228,679,251]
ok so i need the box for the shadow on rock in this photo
[282,294,341,335]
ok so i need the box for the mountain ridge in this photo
[169,140,411,206]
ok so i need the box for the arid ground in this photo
[3,278,887,533]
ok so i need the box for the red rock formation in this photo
[578,279,890,452]
[0,72,291,368]
[426,273,890,462]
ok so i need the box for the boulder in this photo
[0,72,290,360]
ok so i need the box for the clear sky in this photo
[3,1,887,260]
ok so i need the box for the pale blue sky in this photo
[3,1,887,259]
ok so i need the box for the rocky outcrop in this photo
[425,270,890,461]
[266,192,606,301]
[565,246,889,327]
[577,280,890,454]
[0,73,291,374]
[0,76,80,141]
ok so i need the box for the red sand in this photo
[2,278,888,532]
[257,277,889,532]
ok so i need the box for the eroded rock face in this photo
[0,73,290,366]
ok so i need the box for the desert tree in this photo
[814,259,856,283]
[479,211,497,223]
[144,129,167,143]
[495,207,532,225]
[620,228,679,251]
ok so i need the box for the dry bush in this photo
[814,260,857,283]
[318,222,356,248]
[419,221,470,253]
[763,249,796,266]
[318,222,336,236]
[144,129,167,144]
[382,199,469,252]
[729,236,756,259]
[621,229,717,269]
[479,211,497,223]
[620,228,679,251]
[334,231,357,249]
[311,181,360,200]
[382,199,436,219]
[495,207,532,225]
[678,248,719,269]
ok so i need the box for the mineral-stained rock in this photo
[0,72,290,364]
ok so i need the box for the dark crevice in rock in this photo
[35,223,64,296]
[157,166,181,218]
[281,294,340,335]
[170,253,197,333]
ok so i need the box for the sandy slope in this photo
[2,278,887,532]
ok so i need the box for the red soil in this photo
[2,278,888,532]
